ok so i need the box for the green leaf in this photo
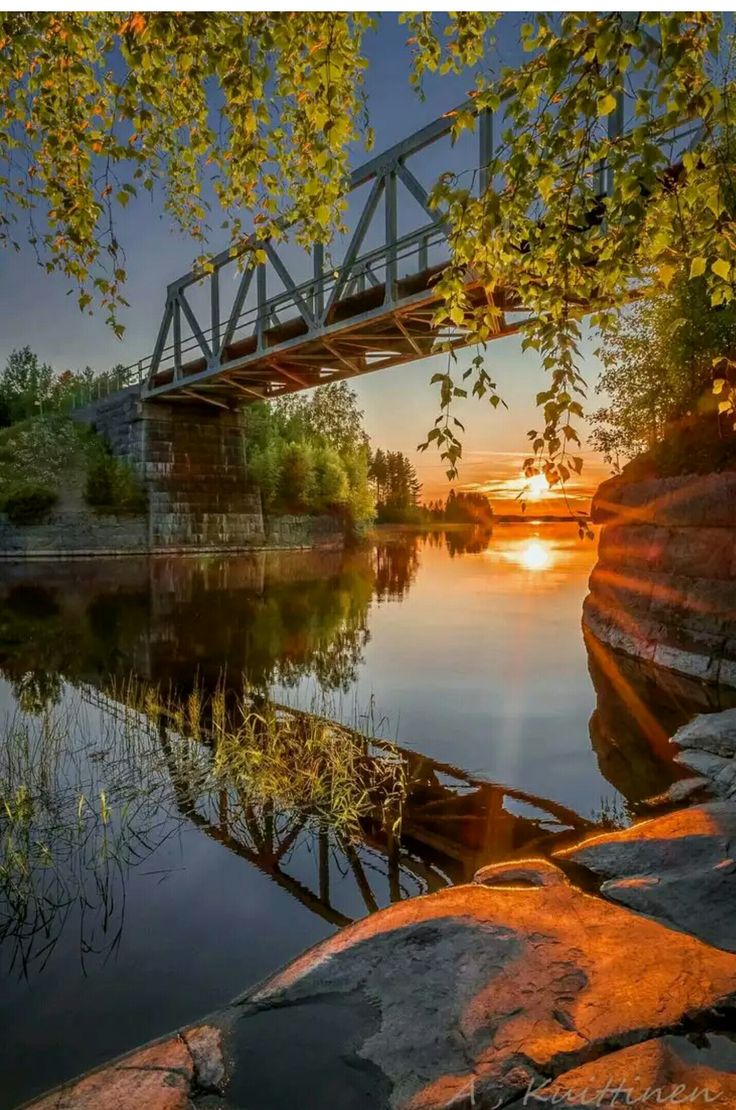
[689,256,706,279]
[597,93,617,117]
[712,258,731,282]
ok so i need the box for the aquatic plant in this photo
[213,699,406,841]
[121,674,407,841]
[0,690,196,975]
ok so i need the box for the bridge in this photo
[79,93,703,413]
[70,100,701,549]
[84,95,666,411]
[76,97,704,412]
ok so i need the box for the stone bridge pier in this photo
[73,388,265,551]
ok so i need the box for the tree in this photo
[0,346,54,422]
[4,13,736,479]
[278,442,316,513]
[370,449,422,523]
[244,383,375,530]
[275,382,368,453]
[590,276,736,465]
[443,491,494,526]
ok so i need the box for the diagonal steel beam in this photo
[324,176,385,320]
[265,242,316,330]
[221,266,255,352]
[178,290,213,365]
[147,300,174,388]
[396,162,443,223]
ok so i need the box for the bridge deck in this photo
[150,270,521,408]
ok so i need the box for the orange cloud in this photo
[415,450,613,512]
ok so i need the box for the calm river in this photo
[0,523,717,1107]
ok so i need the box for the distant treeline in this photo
[422,490,494,526]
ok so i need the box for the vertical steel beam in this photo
[210,269,220,360]
[479,108,493,195]
[385,169,398,303]
[256,264,267,351]
[173,298,182,379]
[606,92,625,196]
[419,234,429,272]
[313,242,324,322]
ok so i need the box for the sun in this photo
[524,472,549,501]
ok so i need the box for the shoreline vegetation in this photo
[0,351,514,552]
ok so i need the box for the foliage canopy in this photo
[3,13,736,479]
[590,276,736,465]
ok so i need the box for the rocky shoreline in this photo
[20,709,736,1109]
[583,471,736,688]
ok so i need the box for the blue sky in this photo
[0,14,610,505]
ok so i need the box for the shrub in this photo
[85,451,146,514]
[1,481,58,525]
[278,442,316,512]
[313,445,350,512]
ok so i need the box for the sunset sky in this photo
[0,15,614,514]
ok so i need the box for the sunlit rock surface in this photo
[559,803,736,952]
[25,1026,225,1109]
[583,471,736,687]
[20,858,736,1110]
[234,860,736,1109]
[506,1034,736,1107]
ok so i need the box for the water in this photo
[0,523,723,1108]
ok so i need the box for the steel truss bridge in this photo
[101,99,698,410]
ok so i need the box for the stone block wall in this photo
[142,402,265,550]
[65,390,344,555]
[583,471,736,687]
[74,390,265,551]
[0,509,147,557]
[265,514,345,549]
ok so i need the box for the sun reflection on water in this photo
[517,538,553,571]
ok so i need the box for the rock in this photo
[643,775,712,807]
[674,708,736,758]
[25,1035,195,1109]
[233,860,736,1110]
[675,748,736,799]
[182,1024,226,1092]
[558,803,736,951]
[508,1034,736,1107]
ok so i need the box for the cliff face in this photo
[583,470,736,687]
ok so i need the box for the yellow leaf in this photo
[598,93,617,117]
[689,256,706,279]
[712,258,731,281]
[718,400,733,413]
[658,263,676,289]
[713,378,726,394]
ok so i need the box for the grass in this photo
[0,689,193,973]
[213,699,406,840]
[118,675,407,840]
[0,674,408,970]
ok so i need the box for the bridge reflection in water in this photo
[0,529,716,947]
